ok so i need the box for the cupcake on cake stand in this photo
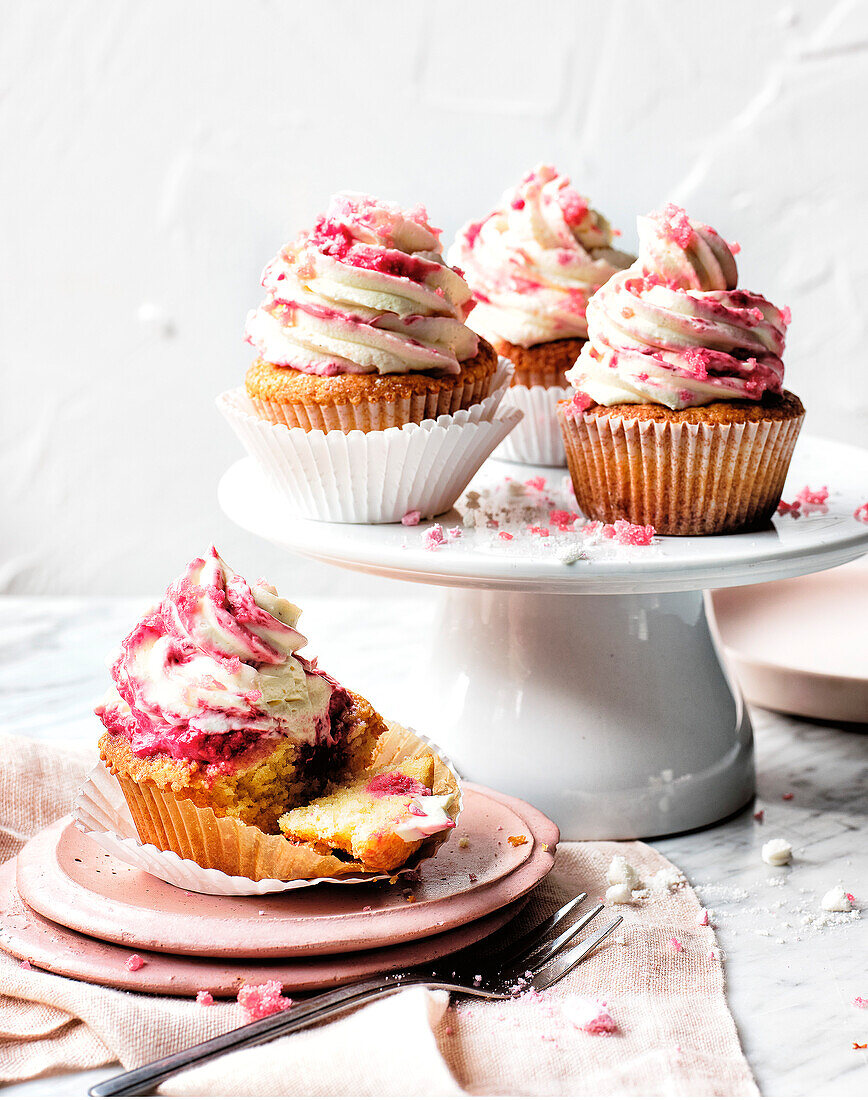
[219,430,868,841]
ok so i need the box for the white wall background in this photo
[1,0,866,596]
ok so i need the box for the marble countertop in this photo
[1,593,866,1097]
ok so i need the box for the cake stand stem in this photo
[426,587,754,840]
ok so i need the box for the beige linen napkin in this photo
[0,734,757,1096]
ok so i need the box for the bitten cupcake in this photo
[558,204,804,536]
[96,548,458,878]
[450,164,634,387]
[244,192,498,432]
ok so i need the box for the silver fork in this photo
[89,894,621,1097]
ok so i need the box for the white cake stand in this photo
[219,434,868,840]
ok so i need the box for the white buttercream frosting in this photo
[450,165,633,346]
[246,192,478,376]
[566,203,789,410]
[394,795,456,842]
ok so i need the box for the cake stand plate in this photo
[0,859,526,996]
[709,556,868,724]
[15,785,556,958]
[219,434,868,840]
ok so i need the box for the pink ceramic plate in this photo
[0,858,527,995]
[15,784,558,958]
[710,557,868,724]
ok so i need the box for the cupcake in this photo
[244,192,498,432]
[450,164,634,387]
[558,204,804,536]
[96,548,458,878]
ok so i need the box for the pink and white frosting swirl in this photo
[96,548,349,766]
[566,204,789,409]
[449,165,634,346]
[245,193,478,377]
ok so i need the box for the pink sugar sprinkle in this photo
[558,189,590,227]
[728,240,742,255]
[682,347,711,379]
[754,809,765,823]
[423,524,447,551]
[698,909,710,927]
[244,689,262,703]
[19,960,32,970]
[237,980,293,1020]
[527,525,550,538]
[854,997,868,1009]
[782,792,794,801]
[445,1024,455,1035]
[795,485,829,506]
[781,305,792,325]
[652,202,694,248]
[777,499,801,517]
[847,893,857,904]
[498,531,514,541]
[602,519,656,546]
[196,990,214,1006]
[565,391,592,420]
[550,509,578,527]
[401,509,422,527]
[125,954,145,972]
[669,936,684,952]
[448,526,463,539]
[854,503,868,524]
[525,476,547,492]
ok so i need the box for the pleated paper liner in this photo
[73,724,462,896]
[217,359,523,523]
[493,384,570,467]
[248,358,498,432]
[558,403,805,536]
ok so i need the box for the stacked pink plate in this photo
[0,784,558,995]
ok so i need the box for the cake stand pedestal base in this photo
[426,587,753,840]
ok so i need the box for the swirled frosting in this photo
[95,548,350,766]
[245,192,478,377]
[449,165,634,346]
[566,203,789,409]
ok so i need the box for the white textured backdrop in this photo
[2,0,866,595]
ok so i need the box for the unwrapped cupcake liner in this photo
[493,384,569,466]
[249,360,500,432]
[74,725,462,896]
[558,404,805,536]
[218,360,522,523]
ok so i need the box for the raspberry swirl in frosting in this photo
[567,204,789,410]
[245,193,478,377]
[96,548,350,766]
[449,165,634,346]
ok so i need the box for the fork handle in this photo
[88,973,422,1096]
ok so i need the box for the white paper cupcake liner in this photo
[493,384,569,467]
[73,732,463,896]
[217,360,522,523]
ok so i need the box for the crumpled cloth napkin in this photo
[0,734,757,1096]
